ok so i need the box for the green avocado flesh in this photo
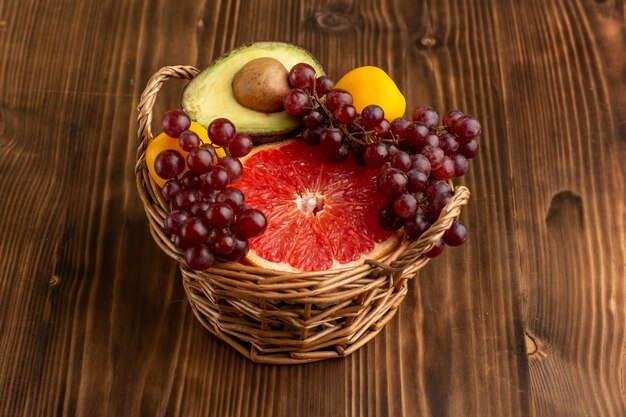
[182,42,325,137]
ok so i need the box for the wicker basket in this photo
[135,65,471,364]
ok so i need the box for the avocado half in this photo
[182,42,325,143]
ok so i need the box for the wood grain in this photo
[0,0,624,416]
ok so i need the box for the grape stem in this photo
[309,90,400,149]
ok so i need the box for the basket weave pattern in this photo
[135,66,471,364]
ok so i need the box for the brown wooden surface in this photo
[1,0,625,416]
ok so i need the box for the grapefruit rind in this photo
[237,140,402,273]
[243,232,401,273]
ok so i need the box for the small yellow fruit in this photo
[334,66,406,121]
[146,121,226,188]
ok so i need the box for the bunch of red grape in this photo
[154,110,266,270]
[283,63,481,257]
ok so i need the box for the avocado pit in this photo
[232,57,290,113]
[181,41,325,143]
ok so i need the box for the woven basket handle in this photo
[136,65,200,143]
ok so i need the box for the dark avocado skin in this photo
[245,126,303,145]
[181,42,324,144]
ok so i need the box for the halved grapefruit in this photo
[236,140,401,272]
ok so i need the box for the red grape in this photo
[178,130,200,151]
[426,180,452,199]
[426,191,451,222]
[154,150,185,179]
[390,151,412,171]
[202,143,217,157]
[374,119,391,138]
[451,116,481,141]
[378,204,404,231]
[377,168,408,196]
[412,106,439,129]
[325,143,350,163]
[164,210,190,235]
[409,154,431,176]
[174,189,200,211]
[221,236,250,261]
[390,117,411,138]
[216,187,245,214]
[178,217,209,248]
[320,128,345,152]
[442,110,464,127]
[187,147,214,174]
[218,156,244,184]
[181,171,202,190]
[364,141,390,167]
[201,166,230,191]
[393,193,418,218]
[204,202,234,229]
[425,239,444,258]
[432,156,455,180]
[233,209,267,238]
[302,109,325,128]
[185,244,215,270]
[443,220,467,246]
[190,201,211,217]
[459,139,480,158]
[315,76,334,95]
[351,146,366,166]
[439,132,459,155]
[451,153,468,176]
[420,146,444,170]
[228,134,253,157]
[335,104,357,123]
[405,122,429,148]
[361,105,384,128]
[208,118,236,146]
[425,134,439,148]
[406,169,428,193]
[162,179,182,201]
[213,232,235,255]
[161,109,190,138]
[347,116,363,133]
[203,191,218,204]
[283,88,310,115]
[325,89,353,112]
[288,63,316,90]
[300,127,323,146]
[404,213,431,240]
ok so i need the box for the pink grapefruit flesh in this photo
[237,140,400,272]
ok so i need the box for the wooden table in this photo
[1,0,625,416]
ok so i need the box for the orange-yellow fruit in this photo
[146,121,225,187]
[334,66,406,121]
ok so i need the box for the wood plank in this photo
[0,0,624,416]
[491,0,626,415]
